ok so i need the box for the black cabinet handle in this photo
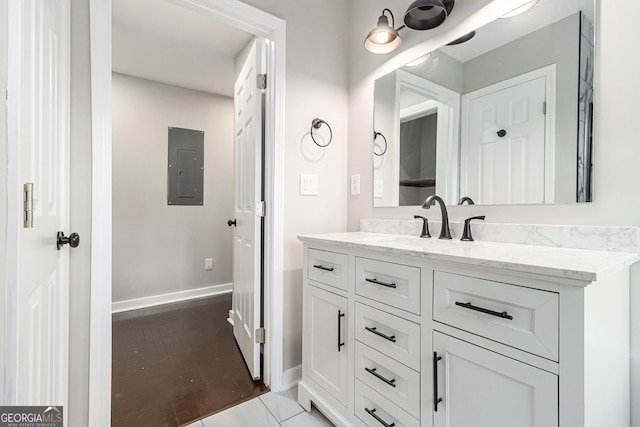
[455,301,513,320]
[313,264,334,272]
[433,352,443,412]
[365,408,395,427]
[364,326,396,343]
[365,367,396,388]
[365,278,396,288]
[337,310,345,352]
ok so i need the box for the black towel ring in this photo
[311,118,332,147]
[373,131,388,156]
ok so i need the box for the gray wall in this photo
[463,13,580,204]
[111,73,234,303]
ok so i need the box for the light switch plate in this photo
[374,179,384,198]
[351,175,360,195]
[205,258,213,270]
[300,173,318,196]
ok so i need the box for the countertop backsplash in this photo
[360,219,640,254]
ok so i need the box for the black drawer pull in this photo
[364,326,396,342]
[365,408,395,427]
[365,278,396,288]
[337,310,345,352]
[365,367,396,388]
[455,301,513,320]
[433,352,443,412]
[313,264,334,272]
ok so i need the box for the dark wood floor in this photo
[112,293,268,426]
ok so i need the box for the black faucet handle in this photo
[413,215,431,238]
[461,216,485,242]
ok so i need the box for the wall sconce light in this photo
[364,9,403,54]
[365,0,455,54]
[404,0,454,30]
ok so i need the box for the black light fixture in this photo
[365,0,455,54]
[364,9,403,54]
[404,0,449,30]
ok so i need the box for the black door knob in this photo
[497,129,507,137]
[57,231,80,250]
[227,219,237,227]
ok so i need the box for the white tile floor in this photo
[186,386,335,427]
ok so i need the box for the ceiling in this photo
[112,0,254,97]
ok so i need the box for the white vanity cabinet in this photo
[298,234,635,427]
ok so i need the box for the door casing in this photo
[87,0,286,424]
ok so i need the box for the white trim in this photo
[280,364,302,391]
[111,284,232,314]
[460,65,556,204]
[88,0,113,425]
[88,1,286,424]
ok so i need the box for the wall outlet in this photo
[205,258,213,270]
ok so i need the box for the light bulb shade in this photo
[404,0,453,30]
[364,14,402,54]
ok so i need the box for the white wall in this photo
[111,73,234,303]
[348,0,640,423]
[240,0,350,372]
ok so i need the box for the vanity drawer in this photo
[355,342,420,418]
[354,303,421,371]
[433,271,559,361]
[355,380,419,427]
[355,257,421,314]
[307,248,349,291]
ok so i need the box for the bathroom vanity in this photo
[297,229,639,427]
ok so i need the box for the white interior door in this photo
[461,73,548,204]
[5,0,70,408]
[231,39,263,380]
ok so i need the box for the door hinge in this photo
[256,200,266,218]
[257,74,267,90]
[543,101,547,115]
[24,183,34,228]
[255,327,266,344]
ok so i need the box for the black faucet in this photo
[421,195,452,239]
[461,216,485,241]
[458,196,475,205]
[413,215,431,238]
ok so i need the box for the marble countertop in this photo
[298,232,640,283]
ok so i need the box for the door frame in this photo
[87,0,286,424]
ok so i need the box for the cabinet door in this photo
[433,332,558,427]
[305,285,349,404]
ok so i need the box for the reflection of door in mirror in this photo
[460,66,554,205]
[373,70,460,207]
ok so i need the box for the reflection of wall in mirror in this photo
[463,13,581,204]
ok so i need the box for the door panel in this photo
[232,39,263,380]
[462,75,547,204]
[433,332,558,427]
[6,0,70,406]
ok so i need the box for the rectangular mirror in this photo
[373,0,595,207]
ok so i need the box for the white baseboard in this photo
[280,364,302,391]
[227,309,234,326]
[112,283,232,313]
